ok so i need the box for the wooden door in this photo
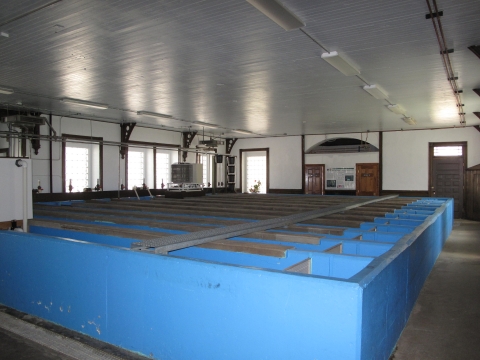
[356,163,379,196]
[465,169,480,221]
[305,164,324,195]
[431,156,464,218]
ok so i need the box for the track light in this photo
[0,87,14,95]
[402,117,416,125]
[62,98,109,109]
[363,85,388,100]
[321,51,360,76]
[246,0,305,31]
[387,104,407,115]
[136,111,172,119]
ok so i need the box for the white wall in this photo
[383,127,480,190]
[24,115,480,194]
[231,136,303,190]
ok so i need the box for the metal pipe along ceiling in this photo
[425,0,465,125]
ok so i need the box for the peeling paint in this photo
[68,306,71,313]
[37,301,41,305]
[59,306,63,312]
[88,320,101,335]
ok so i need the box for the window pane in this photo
[156,152,170,188]
[65,147,89,192]
[128,151,144,188]
[434,146,462,156]
[201,154,208,185]
[246,154,266,194]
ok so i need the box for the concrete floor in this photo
[393,219,480,359]
[1,219,479,360]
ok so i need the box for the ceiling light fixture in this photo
[363,85,388,100]
[232,129,253,135]
[387,104,407,115]
[136,110,172,119]
[246,0,305,31]
[402,117,416,125]
[0,87,14,95]
[195,122,219,129]
[62,98,109,109]
[0,32,9,38]
[321,51,360,76]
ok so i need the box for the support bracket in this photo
[425,10,443,19]
[182,131,197,162]
[225,138,238,154]
[120,123,136,159]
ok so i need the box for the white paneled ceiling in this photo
[0,0,479,137]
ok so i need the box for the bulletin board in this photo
[326,167,355,190]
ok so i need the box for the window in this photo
[201,154,208,185]
[156,151,170,188]
[246,155,266,193]
[434,146,462,157]
[65,147,89,192]
[241,149,268,194]
[62,135,102,193]
[128,150,145,189]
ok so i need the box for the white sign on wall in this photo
[326,167,355,190]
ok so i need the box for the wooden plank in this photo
[197,239,293,257]
[242,231,320,244]
[28,219,167,240]
[274,233,320,244]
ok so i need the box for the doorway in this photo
[304,164,325,194]
[429,142,466,218]
[356,163,379,196]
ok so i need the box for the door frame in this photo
[304,164,325,195]
[356,163,379,196]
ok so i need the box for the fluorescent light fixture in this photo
[321,51,360,76]
[62,98,109,109]
[0,87,14,95]
[232,129,253,135]
[136,110,172,119]
[402,117,416,125]
[387,104,407,115]
[363,85,388,100]
[246,0,305,31]
[0,32,9,38]
[195,122,219,129]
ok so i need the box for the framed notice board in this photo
[326,167,355,190]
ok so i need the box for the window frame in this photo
[62,134,103,193]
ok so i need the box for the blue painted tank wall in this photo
[0,198,453,359]
[0,232,363,359]
[352,199,453,359]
